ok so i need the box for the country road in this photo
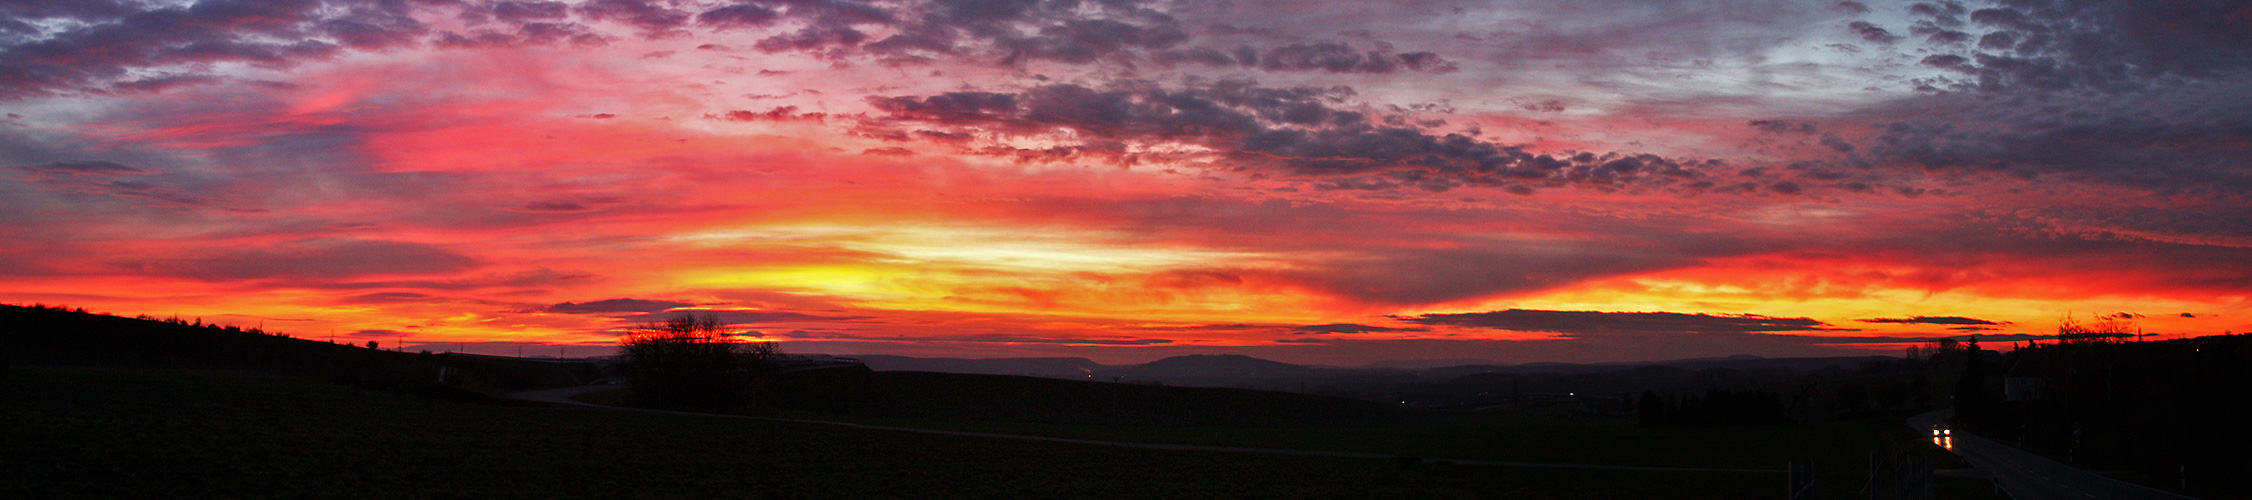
[1907,410,2198,500]
[509,385,1781,474]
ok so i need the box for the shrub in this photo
[617,313,779,413]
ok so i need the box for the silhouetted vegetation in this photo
[9,302,1974,499]
[616,313,779,413]
[2053,315,2140,345]
[1,303,596,395]
[1951,331,2251,498]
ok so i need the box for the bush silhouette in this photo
[617,313,779,413]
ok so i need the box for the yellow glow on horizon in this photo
[671,224,1271,273]
[1487,274,2244,340]
[654,223,1341,323]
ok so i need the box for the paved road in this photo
[1908,410,2197,500]
[510,385,1781,473]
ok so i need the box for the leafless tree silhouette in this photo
[617,313,779,412]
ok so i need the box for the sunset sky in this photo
[3,0,2248,365]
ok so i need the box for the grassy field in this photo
[9,365,1788,499]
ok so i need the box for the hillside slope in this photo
[1,304,596,393]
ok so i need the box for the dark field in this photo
[8,365,1789,499]
[654,368,1921,470]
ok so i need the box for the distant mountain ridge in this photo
[853,355,1102,377]
[852,352,1905,388]
[1121,354,1310,378]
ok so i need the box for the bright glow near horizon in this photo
[2,0,2247,365]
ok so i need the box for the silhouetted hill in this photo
[1353,358,1490,370]
[853,354,1103,377]
[1952,335,2252,497]
[772,367,1413,427]
[1,303,596,394]
[847,352,1914,404]
[1419,355,1900,379]
[1118,354,1313,378]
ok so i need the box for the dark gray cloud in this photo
[6,158,256,211]
[1242,43,1457,74]
[0,0,429,99]
[995,18,1190,64]
[339,291,442,304]
[135,238,480,282]
[1913,0,2252,93]
[12,160,145,175]
[546,298,694,314]
[1397,309,1840,336]
[696,3,782,30]
[1863,81,2252,196]
[1749,120,1817,134]
[487,1,571,23]
[513,201,595,212]
[1838,0,2252,208]
[1847,21,1902,43]
[714,106,829,123]
[575,0,690,33]
[1291,323,1428,334]
[786,330,1175,345]
[871,80,1723,194]
[933,333,1175,345]
[1857,316,2002,325]
[667,0,1457,73]
[0,0,1472,99]
[619,308,867,325]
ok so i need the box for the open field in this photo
[8,365,1785,499]
[4,307,1984,498]
[578,373,1977,499]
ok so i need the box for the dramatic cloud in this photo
[12,161,144,176]
[545,298,694,314]
[135,239,480,282]
[1857,316,2002,326]
[2,0,2244,364]
[871,80,1720,193]
[1398,309,1840,336]
[1273,244,1700,305]
[1291,323,1427,335]
[1911,0,2252,92]
[618,309,867,326]
[0,0,427,99]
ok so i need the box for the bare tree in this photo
[617,313,780,412]
[2057,315,2137,345]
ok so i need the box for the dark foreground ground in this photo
[7,365,1788,499]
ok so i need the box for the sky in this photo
[2,0,2248,365]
